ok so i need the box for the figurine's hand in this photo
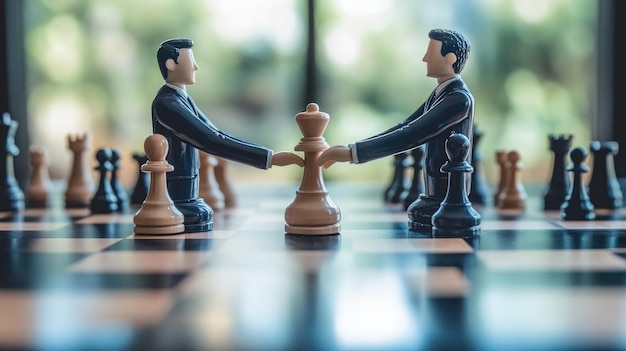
[271,151,304,167]
[317,145,352,168]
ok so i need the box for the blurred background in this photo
[22,0,598,189]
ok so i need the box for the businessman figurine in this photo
[317,29,474,231]
[152,38,302,232]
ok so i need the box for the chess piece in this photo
[198,151,225,211]
[134,134,185,235]
[469,126,489,206]
[587,141,623,209]
[498,150,526,210]
[26,146,52,208]
[561,146,595,220]
[432,133,481,237]
[0,112,25,212]
[65,133,95,207]
[214,157,236,208]
[110,148,129,212]
[402,146,425,210]
[285,103,341,235]
[383,151,409,204]
[131,153,149,205]
[544,134,573,210]
[493,150,509,207]
[90,148,119,214]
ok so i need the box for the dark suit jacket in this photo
[354,78,474,197]
[152,85,271,182]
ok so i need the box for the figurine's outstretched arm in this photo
[271,151,304,167]
[316,145,352,168]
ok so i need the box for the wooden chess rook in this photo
[65,133,95,207]
[285,103,341,235]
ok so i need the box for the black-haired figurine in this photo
[317,29,474,232]
[152,38,303,233]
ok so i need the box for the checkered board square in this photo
[1,182,626,351]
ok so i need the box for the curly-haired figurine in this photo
[152,38,302,232]
[317,29,474,232]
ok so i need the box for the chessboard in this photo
[2,181,626,351]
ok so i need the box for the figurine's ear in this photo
[165,58,177,72]
[444,52,457,66]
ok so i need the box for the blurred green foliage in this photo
[24,0,596,186]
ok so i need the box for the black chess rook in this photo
[544,134,573,210]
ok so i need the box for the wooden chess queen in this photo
[284,103,341,235]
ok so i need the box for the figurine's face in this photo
[422,39,457,83]
[165,48,199,87]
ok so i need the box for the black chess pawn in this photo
[469,126,489,206]
[561,146,595,220]
[0,112,24,212]
[384,151,409,204]
[402,146,425,210]
[131,153,149,205]
[432,133,481,237]
[90,148,119,214]
[587,141,623,209]
[110,148,129,212]
[544,134,573,210]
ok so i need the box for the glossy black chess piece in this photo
[90,148,119,214]
[402,146,425,210]
[110,148,129,212]
[561,146,595,220]
[587,141,623,209]
[469,126,489,206]
[131,153,149,205]
[544,134,572,210]
[384,151,409,204]
[432,133,481,237]
[0,112,24,212]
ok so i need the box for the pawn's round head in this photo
[445,132,470,162]
[569,146,588,164]
[95,148,112,163]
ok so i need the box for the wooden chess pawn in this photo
[285,103,341,235]
[214,157,236,208]
[432,133,481,237]
[498,150,526,210]
[493,150,509,207]
[134,134,184,235]
[199,151,225,211]
[26,146,53,208]
[65,133,95,207]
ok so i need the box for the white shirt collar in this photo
[164,82,187,98]
[435,75,460,96]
